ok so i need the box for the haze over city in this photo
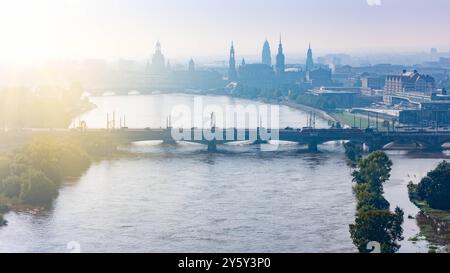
[1,0,450,64]
[2,0,450,258]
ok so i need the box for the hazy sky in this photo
[1,0,450,63]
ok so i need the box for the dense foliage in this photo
[409,161,450,210]
[349,151,404,253]
[0,201,7,225]
[352,151,392,194]
[0,137,91,205]
[344,142,363,164]
[0,134,122,209]
[295,94,337,111]
[0,84,92,128]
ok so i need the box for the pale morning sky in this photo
[1,0,449,63]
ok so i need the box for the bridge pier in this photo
[253,127,269,145]
[307,142,318,153]
[162,128,177,145]
[207,141,217,152]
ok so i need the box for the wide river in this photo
[1,93,449,253]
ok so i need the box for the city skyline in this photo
[1,0,450,64]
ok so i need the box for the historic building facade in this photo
[384,70,436,95]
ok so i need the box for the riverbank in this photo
[0,134,135,227]
[408,195,450,252]
[404,160,450,252]
[197,91,338,125]
[273,99,337,124]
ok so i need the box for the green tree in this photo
[349,151,404,253]
[415,161,450,210]
[0,175,22,198]
[19,170,58,205]
[354,183,390,212]
[0,156,11,178]
[350,208,404,253]
[344,142,363,163]
[352,151,392,194]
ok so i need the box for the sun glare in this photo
[0,0,82,64]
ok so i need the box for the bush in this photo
[415,161,450,210]
[0,134,117,209]
[0,156,11,178]
[0,214,6,226]
[19,170,58,205]
[0,203,8,214]
[53,142,90,178]
[344,142,363,163]
[0,175,22,198]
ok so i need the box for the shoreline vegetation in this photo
[343,144,450,253]
[0,84,95,130]
[0,84,121,226]
[208,88,384,129]
[0,134,129,226]
[407,161,450,252]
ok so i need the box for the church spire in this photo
[276,35,285,76]
[306,42,314,71]
[156,40,162,53]
[228,41,238,81]
[188,58,195,72]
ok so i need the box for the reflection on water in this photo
[71,94,329,129]
[0,94,448,253]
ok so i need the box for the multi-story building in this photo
[238,63,275,88]
[384,70,436,95]
[399,95,450,126]
[361,75,385,90]
[306,67,333,87]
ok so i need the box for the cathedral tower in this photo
[228,42,238,81]
[262,40,272,66]
[306,43,314,71]
[275,36,285,76]
[149,41,166,75]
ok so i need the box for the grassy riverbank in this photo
[332,111,392,130]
